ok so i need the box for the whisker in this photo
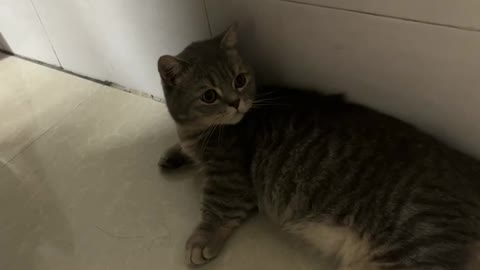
[253,96,281,102]
[251,103,290,109]
[202,124,217,155]
[201,113,227,154]
[252,102,290,106]
[200,124,214,154]
[254,91,275,98]
[253,98,283,105]
[217,125,224,145]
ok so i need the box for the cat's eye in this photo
[201,89,218,104]
[234,73,247,89]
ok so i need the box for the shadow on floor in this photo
[0,33,12,60]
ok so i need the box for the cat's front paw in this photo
[158,154,190,171]
[185,229,225,266]
[158,145,193,171]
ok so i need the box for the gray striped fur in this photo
[157,26,480,269]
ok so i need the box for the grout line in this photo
[1,87,98,168]
[0,49,109,85]
[0,49,165,103]
[202,0,214,37]
[281,0,480,33]
[107,82,165,103]
[29,0,63,67]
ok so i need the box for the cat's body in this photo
[157,25,480,269]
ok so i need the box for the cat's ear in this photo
[220,23,238,49]
[157,55,188,85]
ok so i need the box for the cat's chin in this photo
[225,113,245,125]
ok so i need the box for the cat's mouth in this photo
[229,112,245,124]
[218,100,251,125]
[238,99,252,114]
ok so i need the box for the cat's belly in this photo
[285,220,378,269]
[252,182,378,268]
[252,166,378,268]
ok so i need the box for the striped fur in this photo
[158,28,480,269]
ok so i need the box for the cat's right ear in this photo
[157,55,188,85]
[220,23,239,49]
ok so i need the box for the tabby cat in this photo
[157,25,480,270]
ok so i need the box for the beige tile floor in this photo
[0,54,332,270]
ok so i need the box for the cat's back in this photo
[250,86,414,136]
[249,86,442,158]
[247,87,480,269]
[251,86,480,172]
[249,86,480,207]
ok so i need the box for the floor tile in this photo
[0,86,329,270]
[0,54,100,164]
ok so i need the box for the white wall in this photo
[0,0,58,64]
[33,0,211,97]
[295,0,480,30]
[2,0,210,97]
[205,0,480,158]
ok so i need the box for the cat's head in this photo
[157,24,255,130]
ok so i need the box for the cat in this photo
[156,24,480,270]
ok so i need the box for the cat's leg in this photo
[186,173,257,266]
[158,143,193,171]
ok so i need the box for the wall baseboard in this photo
[0,49,165,103]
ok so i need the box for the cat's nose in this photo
[229,99,240,109]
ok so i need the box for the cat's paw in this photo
[185,229,224,266]
[158,148,193,171]
[158,144,193,171]
[158,155,189,171]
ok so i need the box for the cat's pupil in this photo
[201,90,217,103]
[234,74,247,89]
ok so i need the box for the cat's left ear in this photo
[157,55,188,85]
[220,23,238,49]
